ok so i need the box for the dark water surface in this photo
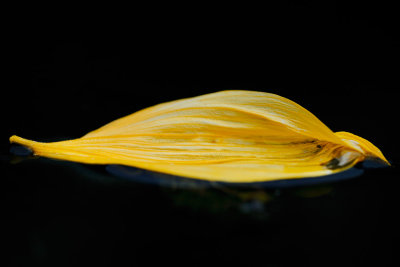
[2,150,399,267]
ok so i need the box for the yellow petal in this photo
[9,90,389,183]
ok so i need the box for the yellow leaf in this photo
[9,90,389,183]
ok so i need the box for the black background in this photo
[2,1,400,266]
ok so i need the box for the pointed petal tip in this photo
[9,135,37,150]
[10,135,26,144]
[10,135,21,144]
[378,155,391,166]
[335,131,390,167]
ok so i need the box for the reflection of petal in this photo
[106,165,212,189]
[10,90,389,183]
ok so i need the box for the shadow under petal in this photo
[106,164,366,189]
[106,165,214,189]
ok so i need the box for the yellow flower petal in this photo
[9,90,389,183]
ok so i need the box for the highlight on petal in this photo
[9,90,389,183]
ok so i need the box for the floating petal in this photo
[9,90,389,183]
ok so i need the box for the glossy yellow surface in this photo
[10,90,389,182]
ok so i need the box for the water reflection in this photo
[105,164,351,219]
[8,144,389,220]
[105,163,365,189]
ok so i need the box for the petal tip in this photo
[335,131,390,167]
[9,135,37,150]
